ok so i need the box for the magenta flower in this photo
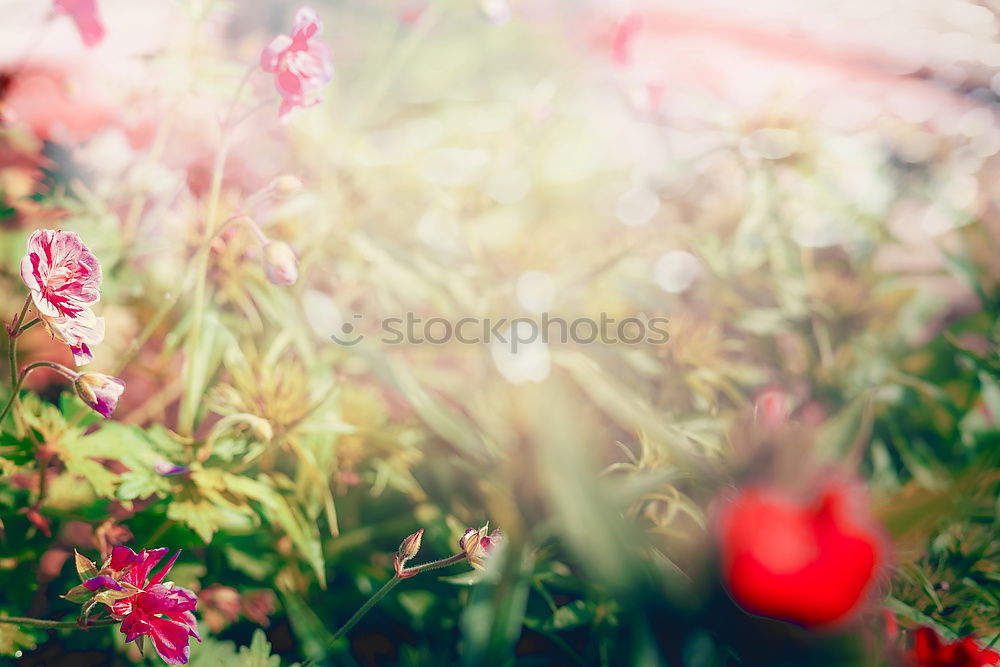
[20,229,103,320]
[82,574,122,591]
[53,0,105,48]
[43,310,106,366]
[105,547,201,665]
[260,7,333,123]
[73,372,125,418]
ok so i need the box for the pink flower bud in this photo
[74,372,125,418]
[393,528,424,577]
[263,241,299,286]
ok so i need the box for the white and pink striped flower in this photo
[43,310,106,367]
[20,229,106,366]
[20,230,102,320]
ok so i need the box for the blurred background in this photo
[1,0,999,665]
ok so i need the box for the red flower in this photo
[908,627,1000,667]
[718,480,884,627]
[106,547,201,665]
[259,7,333,123]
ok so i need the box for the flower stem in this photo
[178,63,263,436]
[0,616,118,629]
[7,295,31,389]
[329,576,401,643]
[18,318,41,334]
[330,553,468,643]
[0,361,73,425]
[400,552,468,577]
[178,134,231,436]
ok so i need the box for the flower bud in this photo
[397,529,423,561]
[262,241,298,286]
[271,174,304,199]
[154,461,190,476]
[459,524,502,570]
[26,506,51,537]
[394,528,424,577]
[74,372,126,418]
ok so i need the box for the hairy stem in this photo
[330,553,468,643]
[0,361,75,425]
[0,616,118,629]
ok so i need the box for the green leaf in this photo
[238,629,287,667]
[0,430,36,465]
[62,455,120,498]
[0,622,37,657]
[526,600,596,632]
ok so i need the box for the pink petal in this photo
[276,70,304,97]
[165,610,202,642]
[146,614,197,665]
[278,98,298,123]
[128,548,168,586]
[260,34,293,72]
[110,546,141,571]
[138,584,198,614]
[120,610,154,643]
[149,550,181,586]
[292,7,322,42]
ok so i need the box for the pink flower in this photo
[53,0,106,48]
[42,309,105,366]
[20,229,102,319]
[106,547,202,665]
[460,524,502,570]
[260,7,333,123]
[73,372,125,418]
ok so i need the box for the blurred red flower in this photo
[718,479,884,627]
[907,627,1000,667]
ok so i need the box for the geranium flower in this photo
[73,372,125,418]
[908,626,1000,667]
[53,0,105,48]
[260,7,334,123]
[103,547,202,665]
[20,229,103,319]
[42,309,105,366]
[460,524,502,570]
[717,479,884,627]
